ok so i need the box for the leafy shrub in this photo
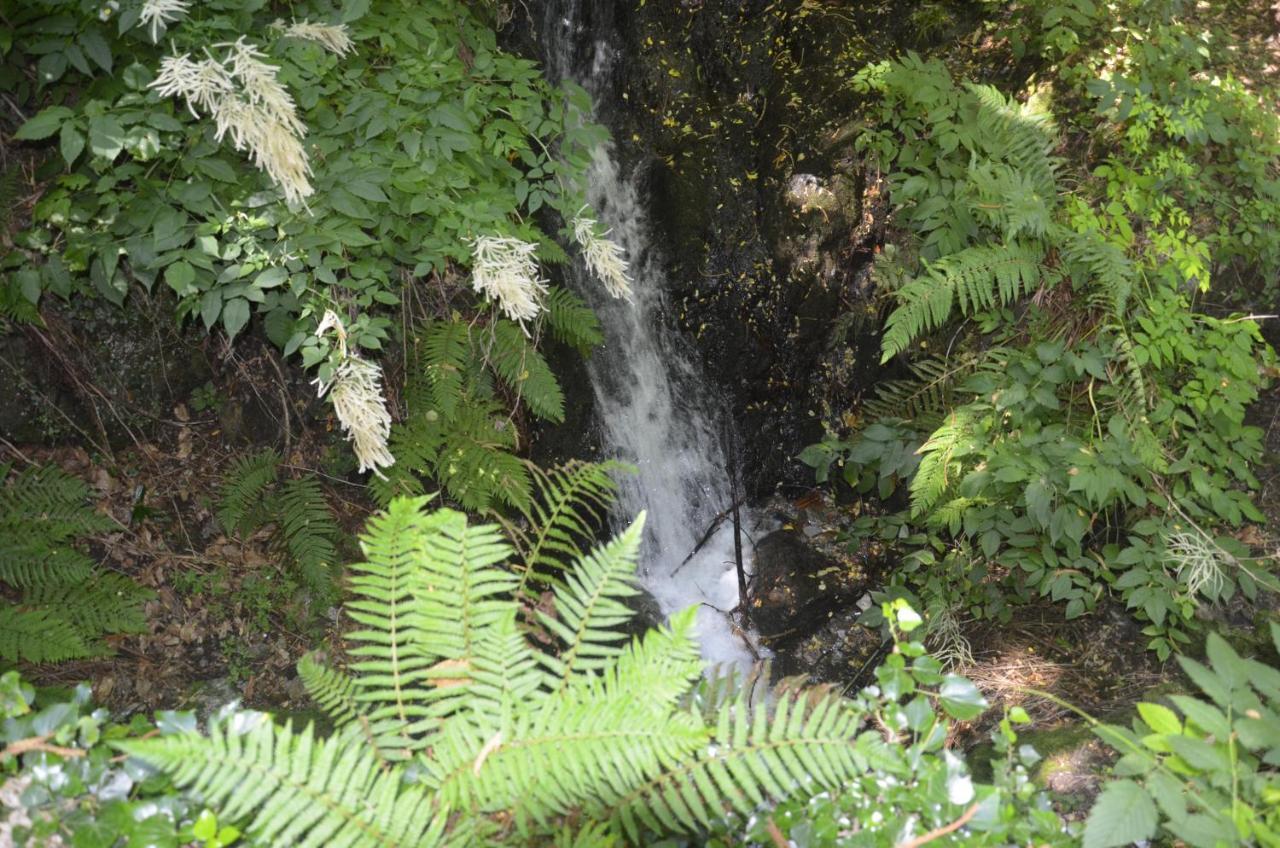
[1083,624,1280,848]
[804,47,1276,656]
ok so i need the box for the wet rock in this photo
[771,604,887,684]
[749,527,868,646]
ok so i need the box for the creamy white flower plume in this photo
[313,311,394,479]
[151,53,235,118]
[150,38,318,205]
[469,235,548,325]
[276,19,355,56]
[139,0,189,41]
[572,213,633,300]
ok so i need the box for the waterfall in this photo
[543,6,762,666]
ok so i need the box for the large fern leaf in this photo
[486,320,565,423]
[0,605,95,663]
[512,460,623,592]
[276,476,340,603]
[880,242,1045,362]
[25,571,153,645]
[910,410,974,517]
[218,449,280,535]
[421,319,469,419]
[543,286,604,356]
[539,515,644,688]
[117,718,445,848]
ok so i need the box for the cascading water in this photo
[543,5,763,666]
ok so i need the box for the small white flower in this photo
[223,38,306,138]
[469,235,549,325]
[139,0,190,42]
[572,212,634,300]
[277,19,355,56]
[213,96,313,206]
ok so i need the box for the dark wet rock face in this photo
[750,528,867,644]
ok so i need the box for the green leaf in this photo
[165,261,196,295]
[254,267,288,289]
[80,28,113,73]
[1136,702,1180,735]
[938,676,988,720]
[222,298,250,340]
[1083,779,1157,848]
[59,121,85,166]
[89,115,125,159]
[15,106,72,140]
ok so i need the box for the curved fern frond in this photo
[863,353,991,431]
[0,543,95,588]
[422,319,469,419]
[0,605,94,663]
[965,82,1059,203]
[117,718,446,848]
[910,410,974,517]
[0,464,113,541]
[544,286,604,355]
[539,514,644,688]
[297,653,362,726]
[608,687,870,840]
[486,320,565,423]
[218,449,280,535]
[578,605,704,715]
[26,571,152,643]
[346,497,440,752]
[880,242,1045,362]
[512,460,624,592]
[277,476,340,602]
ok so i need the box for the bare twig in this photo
[895,803,979,848]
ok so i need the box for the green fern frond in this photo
[511,460,623,591]
[581,605,704,715]
[608,687,870,840]
[0,464,114,541]
[464,612,548,726]
[435,399,531,513]
[0,605,95,663]
[486,320,565,423]
[1058,225,1134,316]
[276,476,340,602]
[218,449,280,535]
[297,654,362,726]
[964,82,1059,203]
[345,497,440,749]
[544,286,604,356]
[116,719,446,848]
[25,571,152,644]
[910,411,973,517]
[862,353,990,430]
[422,319,470,419]
[0,542,95,588]
[880,242,1045,362]
[538,514,644,687]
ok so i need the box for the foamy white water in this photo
[546,11,763,666]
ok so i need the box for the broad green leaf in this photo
[89,115,125,159]
[938,676,987,720]
[1083,779,1157,848]
[15,106,72,140]
[59,121,85,166]
[1136,702,1180,735]
[221,298,251,340]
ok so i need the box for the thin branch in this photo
[895,803,979,848]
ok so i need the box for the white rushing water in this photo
[547,14,763,666]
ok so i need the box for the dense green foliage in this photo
[1082,624,1280,848]
[805,0,1278,657]
[117,501,1065,846]
[0,464,151,664]
[3,0,610,507]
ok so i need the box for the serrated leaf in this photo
[1136,702,1180,735]
[1083,779,1157,848]
[15,106,72,140]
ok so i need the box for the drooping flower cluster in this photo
[139,0,189,42]
[468,235,548,325]
[312,311,395,479]
[572,213,634,300]
[150,31,350,206]
[274,19,356,56]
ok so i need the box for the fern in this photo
[910,410,973,517]
[217,449,280,535]
[421,319,469,419]
[485,319,565,423]
[276,477,340,604]
[0,605,93,664]
[964,82,1059,205]
[123,499,885,844]
[880,242,1045,362]
[509,460,623,592]
[117,719,446,848]
[544,286,604,355]
[862,352,1003,431]
[0,463,151,664]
